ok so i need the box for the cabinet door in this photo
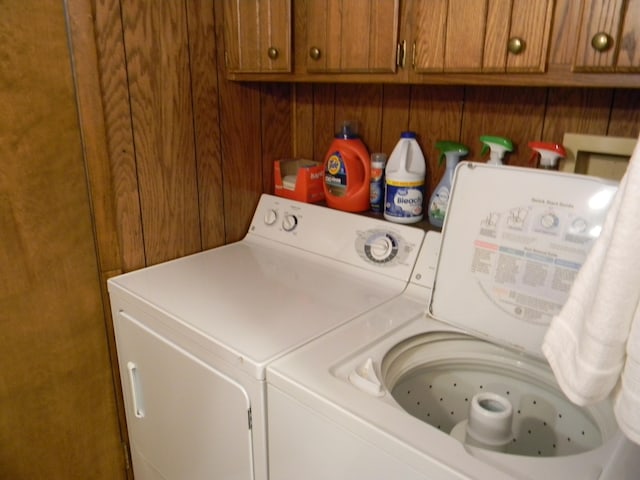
[115,311,254,480]
[485,0,554,72]
[617,0,640,70]
[574,0,640,72]
[412,0,552,73]
[306,0,399,73]
[223,0,291,73]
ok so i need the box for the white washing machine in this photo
[267,163,640,479]
[107,194,425,480]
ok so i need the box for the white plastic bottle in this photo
[384,132,426,224]
[428,140,468,229]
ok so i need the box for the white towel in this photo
[542,132,640,445]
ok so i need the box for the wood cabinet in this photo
[223,0,291,73]
[221,0,640,87]
[573,0,640,72]
[304,0,399,73]
[410,0,554,73]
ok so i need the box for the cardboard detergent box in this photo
[274,159,325,203]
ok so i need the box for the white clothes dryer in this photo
[267,163,640,480]
[107,194,425,480]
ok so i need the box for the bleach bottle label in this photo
[384,179,424,219]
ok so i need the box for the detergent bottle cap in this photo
[528,141,567,169]
[336,121,359,139]
[479,135,514,165]
[436,140,469,166]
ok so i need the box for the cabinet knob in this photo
[267,47,279,60]
[309,47,321,61]
[591,32,613,52]
[507,37,525,55]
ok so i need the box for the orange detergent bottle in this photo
[322,121,371,212]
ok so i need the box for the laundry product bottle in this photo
[323,121,371,212]
[428,140,469,229]
[370,153,387,213]
[528,141,567,170]
[384,131,426,224]
[479,135,513,165]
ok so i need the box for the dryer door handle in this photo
[127,361,145,418]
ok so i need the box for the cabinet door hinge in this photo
[248,408,253,430]
[396,40,407,68]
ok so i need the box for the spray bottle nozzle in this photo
[479,135,513,165]
[435,141,469,166]
[528,141,566,169]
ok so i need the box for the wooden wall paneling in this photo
[218,81,263,242]
[94,0,146,272]
[186,0,225,250]
[260,83,293,195]
[542,88,613,143]
[214,2,264,242]
[334,84,384,152]
[65,1,132,475]
[380,84,412,154]
[608,89,640,137]
[460,86,547,166]
[121,0,202,265]
[408,85,465,193]
[0,0,124,477]
[292,84,315,158]
[312,84,337,162]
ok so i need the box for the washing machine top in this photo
[430,162,618,358]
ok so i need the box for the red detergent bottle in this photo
[322,121,371,212]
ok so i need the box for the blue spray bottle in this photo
[428,141,469,229]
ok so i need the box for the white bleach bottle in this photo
[384,131,426,224]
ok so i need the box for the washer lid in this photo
[429,162,618,357]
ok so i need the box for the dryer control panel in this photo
[248,195,425,282]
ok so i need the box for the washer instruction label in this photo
[471,197,599,323]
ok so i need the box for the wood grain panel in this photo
[94,0,146,271]
[121,0,202,264]
[483,0,511,72]
[461,86,546,166]
[260,83,293,194]
[408,85,465,193]
[334,84,383,152]
[412,0,448,72]
[542,88,612,143]
[380,84,412,154]
[292,84,315,158]
[312,84,337,162]
[446,0,487,72]
[548,0,584,65]
[0,1,123,477]
[186,0,226,250]
[608,89,640,137]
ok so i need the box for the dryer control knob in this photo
[264,209,278,225]
[282,214,298,232]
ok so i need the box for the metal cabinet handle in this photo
[507,37,525,55]
[309,47,321,61]
[267,47,279,60]
[591,32,613,52]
